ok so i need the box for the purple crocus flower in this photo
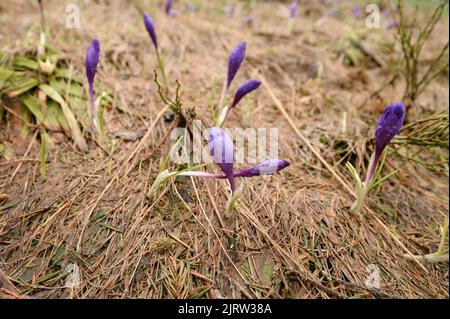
[366,102,405,184]
[144,13,158,50]
[353,4,363,19]
[165,0,177,16]
[374,102,405,160]
[230,79,261,109]
[244,16,253,26]
[289,0,298,18]
[226,42,246,89]
[85,37,100,125]
[165,0,172,15]
[349,101,405,213]
[225,5,235,16]
[387,19,398,30]
[209,127,236,192]
[180,128,289,193]
[234,159,290,177]
[329,8,339,17]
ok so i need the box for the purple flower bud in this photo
[244,16,253,26]
[387,19,398,30]
[85,37,100,89]
[375,102,405,157]
[230,79,261,109]
[289,0,298,18]
[226,42,246,89]
[144,13,158,50]
[353,5,363,19]
[85,37,100,119]
[225,5,235,16]
[165,0,172,15]
[209,127,236,192]
[363,102,405,190]
[329,8,339,17]
[234,159,290,177]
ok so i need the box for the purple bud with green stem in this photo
[216,42,261,127]
[144,13,168,86]
[218,42,246,112]
[348,102,406,213]
[177,127,290,194]
[85,37,100,130]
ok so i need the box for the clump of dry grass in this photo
[0,0,448,299]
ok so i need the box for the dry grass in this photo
[0,0,448,298]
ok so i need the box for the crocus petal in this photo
[226,42,246,89]
[144,13,158,50]
[209,127,235,191]
[289,0,298,18]
[85,37,100,118]
[375,102,406,156]
[234,159,290,178]
[230,80,261,109]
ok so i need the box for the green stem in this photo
[156,49,168,87]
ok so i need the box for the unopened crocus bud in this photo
[225,5,235,16]
[244,16,253,26]
[374,102,405,160]
[329,8,339,17]
[289,0,298,18]
[226,42,246,89]
[353,4,363,19]
[234,159,290,177]
[230,80,261,109]
[350,102,405,214]
[165,0,172,15]
[365,102,405,186]
[387,19,398,30]
[209,127,236,192]
[85,37,100,125]
[144,13,158,50]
